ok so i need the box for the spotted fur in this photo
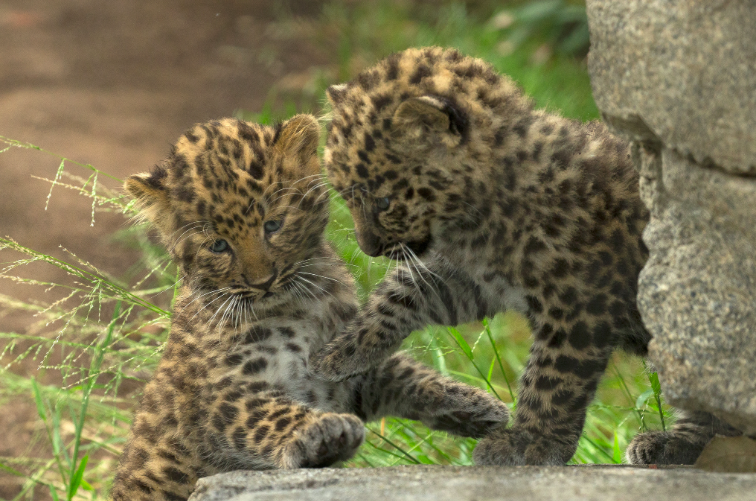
[111,116,508,500]
[311,47,739,465]
[626,410,741,465]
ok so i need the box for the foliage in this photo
[490,0,591,61]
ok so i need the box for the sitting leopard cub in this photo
[311,47,741,465]
[111,116,508,501]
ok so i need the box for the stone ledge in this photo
[188,465,756,501]
[587,0,756,175]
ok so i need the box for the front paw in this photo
[280,413,365,468]
[430,389,509,439]
[310,336,381,382]
[473,428,576,466]
[626,431,706,465]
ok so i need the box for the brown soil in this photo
[0,1,331,498]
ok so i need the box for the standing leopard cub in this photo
[111,116,508,501]
[311,46,741,465]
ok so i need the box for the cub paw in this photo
[626,431,706,465]
[310,338,379,382]
[430,389,509,439]
[473,428,576,466]
[281,413,365,468]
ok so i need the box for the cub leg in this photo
[210,390,365,469]
[353,353,509,438]
[626,410,742,465]
[474,315,613,466]
[312,262,489,381]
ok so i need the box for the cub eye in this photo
[375,197,391,211]
[264,220,283,234]
[210,239,229,253]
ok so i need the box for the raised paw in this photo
[473,428,577,466]
[280,413,365,468]
[310,336,385,382]
[626,431,707,465]
[429,387,509,439]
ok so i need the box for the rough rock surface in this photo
[587,0,756,434]
[187,465,756,501]
[587,0,756,175]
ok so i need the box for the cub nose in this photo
[354,229,385,257]
[244,270,278,291]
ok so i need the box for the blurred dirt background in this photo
[0,1,330,497]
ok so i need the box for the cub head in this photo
[125,115,327,305]
[324,47,525,259]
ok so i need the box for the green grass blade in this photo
[446,327,473,359]
[66,301,121,500]
[483,318,515,403]
[0,135,122,182]
[31,378,49,423]
[31,378,70,483]
[582,435,617,464]
[367,429,421,465]
[612,364,645,430]
[0,237,169,317]
[67,454,88,500]
[49,485,61,501]
[612,431,622,464]
[445,328,502,401]
[648,371,666,432]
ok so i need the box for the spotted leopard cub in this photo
[111,116,508,500]
[311,47,741,465]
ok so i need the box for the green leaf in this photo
[612,431,622,464]
[52,405,70,467]
[49,485,61,501]
[635,388,654,409]
[67,454,89,500]
[445,328,502,401]
[446,327,473,360]
[649,372,662,397]
[483,318,515,404]
[648,371,666,431]
[516,0,562,23]
[31,378,48,423]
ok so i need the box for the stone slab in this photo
[587,0,756,175]
[635,147,756,434]
[188,465,756,501]
[587,0,756,435]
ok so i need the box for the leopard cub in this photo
[111,116,508,501]
[312,46,741,466]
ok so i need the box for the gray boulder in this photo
[187,465,756,501]
[587,0,756,434]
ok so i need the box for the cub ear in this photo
[391,96,466,149]
[275,114,321,176]
[124,166,171,229]
[325,84,349,107]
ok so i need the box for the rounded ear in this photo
[326,84,349,107]
[124,166,171,229]
[391,96,466,149]
[274,114,321,177]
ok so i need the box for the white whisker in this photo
[295,274,334,298]
[296,271,345,286]
[209,293,234,328]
